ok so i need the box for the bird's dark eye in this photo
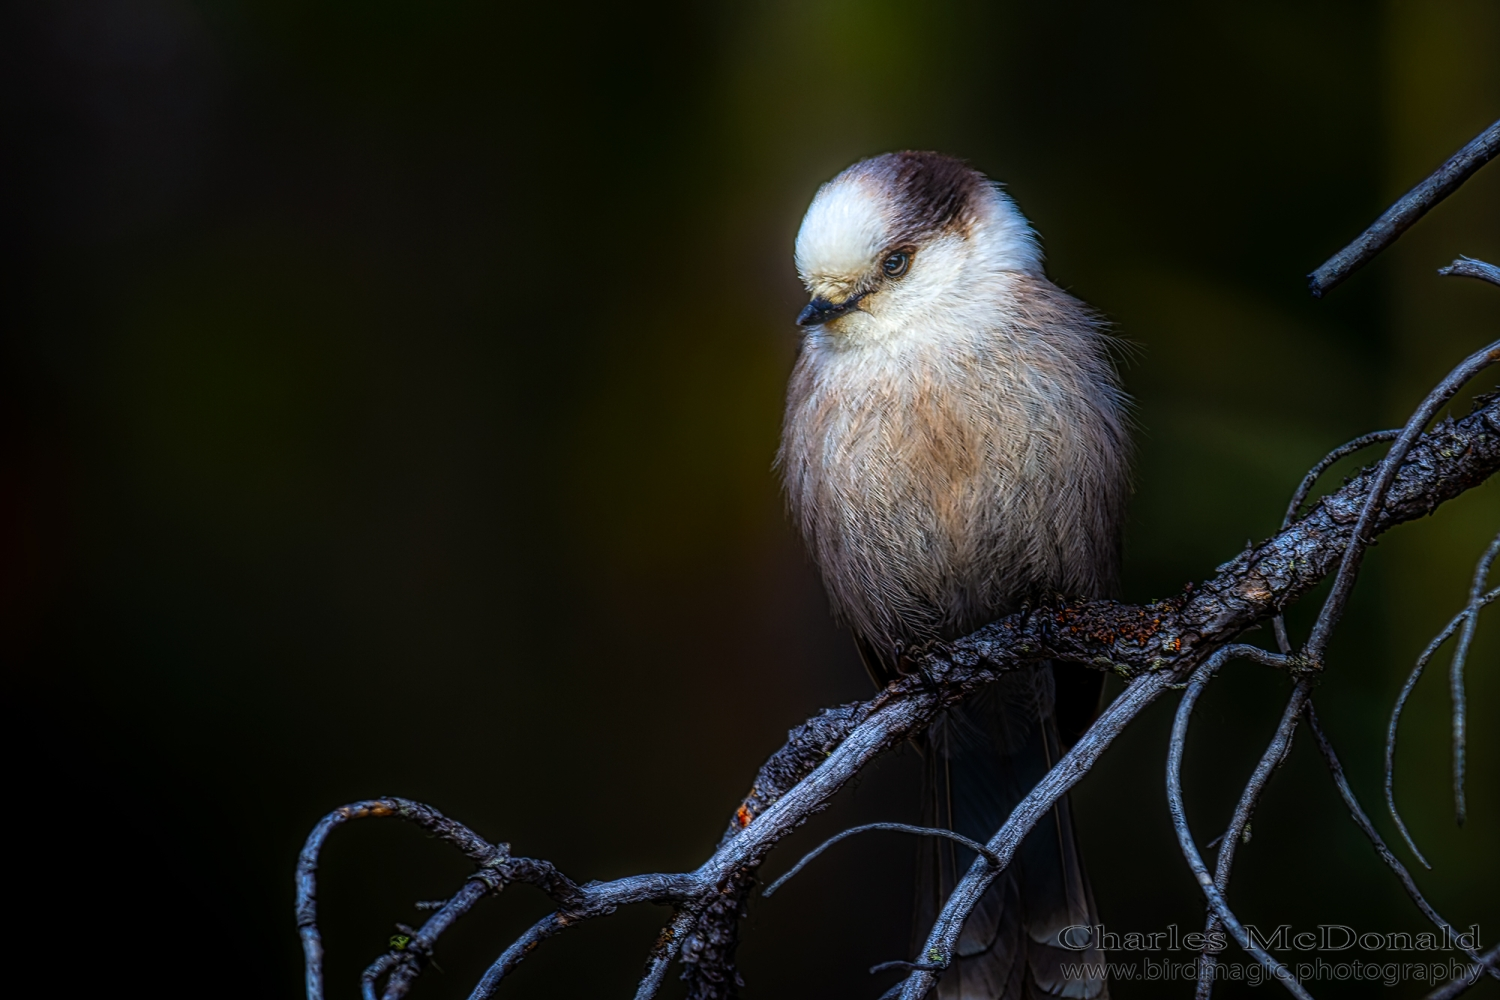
[881,250,911,278]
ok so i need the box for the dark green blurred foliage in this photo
[3,1,1497,997]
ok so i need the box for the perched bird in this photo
[778,152,1129,999]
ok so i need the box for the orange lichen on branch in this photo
[1049,600,1176,651]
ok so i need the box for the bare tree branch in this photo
[296,799,541,1000]
[296,386,1500,1000]
[1198,373,1500,997]
[896,666,1182,998]
[1425,944,1500,999]
[1195,677,1311,998]
[1167,646,1310,1000]
[1308,119,1500,297]
[1186,343,1500,999]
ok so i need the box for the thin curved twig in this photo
[1449,532,1500,825]
[1284,431,1404,527]
[296,798,515,1000]
[871,959,947,975]
[1195,677,1312,999]
[1306,705,1494,975]
[1166,647,1310,1000]
[1439,256,1500,287]
[1384,584,1500,866]
[1305,339,1500,662]
[1308,120,1500,296]
[468,912,573,1000]
[1272,429,1400,654]
[763,822,997,898]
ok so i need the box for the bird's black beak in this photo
[796,294,863,327]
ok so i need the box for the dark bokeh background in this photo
[3,1,1498,997]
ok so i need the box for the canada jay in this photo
[779,151,1128,999]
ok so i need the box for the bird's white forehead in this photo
[793,156,1042,295]
[794,174,891,289]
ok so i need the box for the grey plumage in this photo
[778,152,1129,999]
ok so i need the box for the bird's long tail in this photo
[914,662,1108,1000]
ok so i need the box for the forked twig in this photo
[1273,430,1399,654]
[296,798,537,1000]
[1195,677,1311,998]
[1165,646,1311,1000]
[1304,339,1500,663]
